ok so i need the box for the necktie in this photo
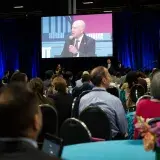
[75,39,79,49]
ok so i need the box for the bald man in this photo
[61,20,96,57]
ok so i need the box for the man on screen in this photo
[61,20,96,57]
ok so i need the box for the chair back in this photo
[136,94,151,106]
[107,87,119,98]
[130,84,145,103]
[60,118,91,145]
[71,90,91,118]
[38,104,58,143]
[79,105,112,140]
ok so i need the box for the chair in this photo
[79,106,112,140]
[71,97,77,118]
[71,90,91,118]
[148,117,160,125]
[38,104,58,143]
[130,84,145,104]
[60,118,91,145]
[107,87,119,98]
[136,95,151,106]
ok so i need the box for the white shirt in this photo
[74,34,84,57]
[108,63,111,69]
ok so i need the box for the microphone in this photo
[69,35,74,46]
[69,35,74,40]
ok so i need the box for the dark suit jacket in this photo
[107,64,115,75]
[0,141,60,160]
[48,92,73,132]
[61,34,96,57]
[72,82,93,98]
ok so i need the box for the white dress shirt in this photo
[74,34,84,57]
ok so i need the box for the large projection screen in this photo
[41,13,112,58]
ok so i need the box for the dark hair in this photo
[125,71,138,89]
[45,70,53,80]
[10,72,27,83]
[91,66,109,86]
[0,83,39,137]
[137,71,147,78]
[82,74,90,83]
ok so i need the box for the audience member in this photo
[48,77,73,132]
[134,71,160,139]
[2,71,9,84]
[10,72,28,83]
[73,73,93,98]
[79,66,128,139]
[0,83,59,160]
[29,78,54,106]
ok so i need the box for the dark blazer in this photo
[61,34,96,57]
[107,64,115,75]
[49,92,73,132]
[72,82,93,98]
[0,140,60,160]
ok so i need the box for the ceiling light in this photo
[82,1,94,4]
[103,11,112,13]
[13,6,24,9]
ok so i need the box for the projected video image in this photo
[41,13,112,58]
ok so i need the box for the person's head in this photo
[107,59,111,64]
[90,66,111,88]
[137,71,147,79]
[72,20,85,39]
[52,77,67,94]
[57,64,61,69]
[29,78,44,95]
[125,71,138,89]
[150,68,160,81]
[45,70,53,80]
[0,83,42,139]
[10,72,28,83]
[81,74,91,83]
[150,71,160,100]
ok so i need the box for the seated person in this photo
[126,84,145,139]
[29,78,54,106]
[79,66,128,139]
[134,71,160,139]
[72,73,93,98]
[48,77,73,132]
[0,83,59,160]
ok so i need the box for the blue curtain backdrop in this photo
[0,18,40,79]
[0,20,19,78]
[0,13,160,79]
[113,12,160,70]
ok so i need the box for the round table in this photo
[62,140,155,160]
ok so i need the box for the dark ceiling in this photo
[0,0,160,18]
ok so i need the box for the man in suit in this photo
[0,83,60,160]
[61,20,96,57]
[107,58,115,75]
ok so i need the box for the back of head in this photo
[10,72,27,83]
[126,71,138,88]
[0,83,40,138]
[52,77,67,94]
[90,66,111,88]
[29,78,44,95]
[45,70,53,80]
[81,74,91,83]
[151,71,160,100]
